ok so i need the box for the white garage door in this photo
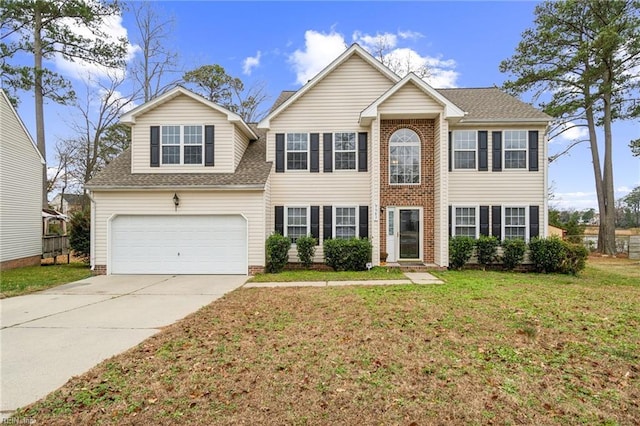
[110,215,247,274]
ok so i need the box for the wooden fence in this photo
[42,235,70,263]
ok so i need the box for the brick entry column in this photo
[380,119,435,263]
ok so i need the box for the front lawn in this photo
[0,263,92,298]
[249,266,407,282]
[18,258,640,424]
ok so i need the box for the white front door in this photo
[386,207,422,262]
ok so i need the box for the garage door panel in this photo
[110,215,247,274]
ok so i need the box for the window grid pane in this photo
[334,132,356,170]
[286,133,308,170]
[183,146,202,164]
[161,126,180,145]
[184,126,202,144]
[335,207,356,239]
[455,207,476,237]
[162,146,180,164]
[453,131,477,170]
[504,207,526,240]
[287,207,307,243]
[504,131,527,169]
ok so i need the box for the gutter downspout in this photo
[86,190,96,271]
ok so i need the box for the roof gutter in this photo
[457,118,552,124]
[85,184,266,191]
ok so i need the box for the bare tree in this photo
[59,74,136,208]
[368,34,430,79]
[229,79,269,123]
[129,1,181,102]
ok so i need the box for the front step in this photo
[384,262,446,272]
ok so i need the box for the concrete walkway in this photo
[244,272,443,288]
[0,274,246,418]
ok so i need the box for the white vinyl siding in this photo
[92,190,266,272]
[130,94,235,173]
[233,126,250,169]
[378,82,443,114]
[0,92,43,263]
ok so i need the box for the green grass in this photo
[248,266,407,282]
[0,263,92,298]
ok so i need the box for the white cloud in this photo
[243,51,261,76]
[552,191,599,210]
[289,30,347,85]
[553,120,589,143]
[290,29,458,88]
[53,13,140,82]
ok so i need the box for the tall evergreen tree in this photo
[1,0,128,207]
[500,0,640,254]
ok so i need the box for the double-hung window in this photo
[334,132,356,170]
[335,207,357,239]
[389,128,420,184]
[453,130,476,170]
[286,207,308,243]
[286,133,308,170]
[504,130,527,169]
[454,207,478,238]
[504,207,527,240]
[161,125,203,165]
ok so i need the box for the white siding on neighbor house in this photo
[0,92,43,263]
[92,190,266,271]
[378,82,443,116]
[370,118,381,264]
[130,94,236,174]
[266,54,395,162]
[434,115,450,266]
[233,126,250,170]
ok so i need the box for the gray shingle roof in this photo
[269,87,549,121]
[86,126,272,189]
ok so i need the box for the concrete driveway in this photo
[0,274,247,417]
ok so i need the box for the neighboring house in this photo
[50,193,84,215]
[86,44,551,275]
[0,89,45,270]
[548,224,566,239]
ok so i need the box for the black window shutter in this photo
[478,131,488,171]
[529,205,540,239]
[448,131,452,172]
[359,206,369,239]
[310,206,320,240]
[491,205,502,240]
[204,125,215,166]
[448,205,452,236]
[492,131,502,172]
[275,206,284,235]
[480,206,489,236]
[323,133,333,172]
[358,132,368,172]
[323,206,332,240]
[310,133,319,173]
[150,126,160,167]
[528,131,539,172]
[275,133,285,173]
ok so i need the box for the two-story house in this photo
[86,44,550,275]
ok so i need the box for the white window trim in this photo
[451,130,478,171]
[284,205,310,244]
[502,205,529,241]
[389,128,421,185]
[333,206,358,240]
[285,132,310,172]
[333,131,358,172]
[503,130,528,170]
[160,124,205,166]
[453,205,480,239]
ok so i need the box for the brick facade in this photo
[0,255,41,271]
[248,265,265,275]
[379,119,435,263]
[93,265,107,275]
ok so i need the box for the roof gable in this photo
[258,44,400,128]
[1,89,45,164]
[360,73,465,124]
[120,86,258,139]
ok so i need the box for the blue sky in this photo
[11,1,639,209]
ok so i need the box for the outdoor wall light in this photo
[173,193,180,210]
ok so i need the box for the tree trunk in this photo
[34,6,48,208]
[600,78,617,255]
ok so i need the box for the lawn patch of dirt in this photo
[18,261,640,425]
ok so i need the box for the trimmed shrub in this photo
[560,241,589,275]
[529,236,566,273]
[324,238,372,271]
[501,239,526,271]
[266,233,291,273]
[476,236,500,270]
[295,235,317,268]
[449,236,474,270]
[69,209,91,259]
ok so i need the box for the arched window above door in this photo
[389,128,420,184]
